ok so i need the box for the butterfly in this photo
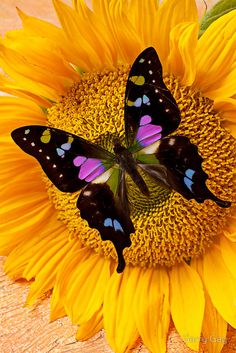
[11,47,231,273]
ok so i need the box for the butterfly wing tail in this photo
[77,183,134,273]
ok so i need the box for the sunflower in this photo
[0,0,236,352]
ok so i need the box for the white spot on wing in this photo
[39,149,42,152]
[148,60,151,64]
[92,169,112,184]
[83,190,92,197]
[169,138,175,146]
[159,99,163,103]
[46,156,50,160]
[149,70,153,75]
[31,142,35,146]
[23,137,27,141]
[139,140,161,154]
[24,129,30,135]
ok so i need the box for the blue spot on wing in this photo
[113,219,124,233]
[56,148,64,157]
[103,218,124,233]
[104,218,113,227]
[184,177,194,191]
[185,168,195,179]
[142,95,150,105]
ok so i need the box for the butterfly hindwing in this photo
[11,125,115,192]
[156,136,231,207]
[125,47,181,150]
[77,180,134,273]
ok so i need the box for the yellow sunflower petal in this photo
[169,262,205,351]
[133,267,170,353]
[64,254,111,324]
[203,244,236,328]
[0,42,66,100]
[23,227,68,280]
[3,223,51,279]
[0,199,52,258]
[2,207,60,277]
[49,244,90,321]
[193,10,236,94]
[220,235,236,279]
[202,292,227,353]
[154,0,198,66]
[0,77,51,107]
[72,0,118,66]
[0,96,45,131]
[50,246,94,321]
[25,237,79,306]
[128,0,159,46]
[167,22,198,85]
[53,0,106,70]
[103,267,139,353]
[17,7,82,69]
[192,258,227,353]
[205,61,236,100]
[92,0,142,63]
[76,308,103,341]
[0,160,50,255]
[223,214,236,241]
[214,97,236,128]
[3,30,79,82]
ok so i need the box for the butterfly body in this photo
[114,142,149,196]
[11,47,231,273]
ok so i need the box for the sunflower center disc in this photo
[46,66,235,267]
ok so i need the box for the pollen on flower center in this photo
[45,65,235,267]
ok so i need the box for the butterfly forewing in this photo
[124,47,181,150]
[11,125,115,192]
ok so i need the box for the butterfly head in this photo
[113,141,126,155]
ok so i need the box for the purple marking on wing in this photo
[139,133,162,146]
[73,155,87,167]
[79,158,104,180]
[140,115,152,126]
[136,124,162,142]
[85,165,105,182]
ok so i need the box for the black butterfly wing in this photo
[12,125,134,272]
[11,125,115,192]
[77,170,135,273]
[124,47,181,151]
[156,136,231,207]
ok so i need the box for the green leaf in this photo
[199,0,236,37]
